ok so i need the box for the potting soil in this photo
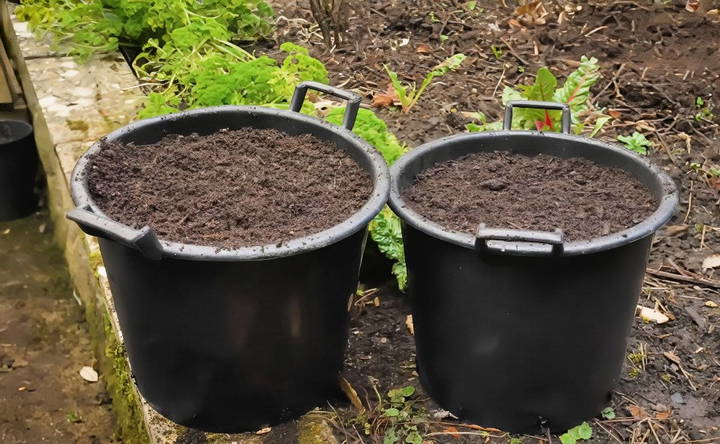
[403,151,658,241]
[87,128,372,249]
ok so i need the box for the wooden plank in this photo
[0,59,12,106]
[0,37,22,99]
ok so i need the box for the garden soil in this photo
[269,0,720,442]
[403,152,658,241]
[88,128,372,249]
[0,212,116,443]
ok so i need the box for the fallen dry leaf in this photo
[627,404,650,419]
[705,301,719,308]
[256,427,271,435]
[444,426,461,438]
[416,43,432,54]
[79,366,98,383]
[655,410,671,420]
[405,314,414,335]
[12,358,28,368]
[339,376,364,411]
[372,84,399,108]
[608,109,622,119]
[702,254,720,270]
[709,176,720,191]
[637,305,670,324]
[514,0,548,26]
[507,18,525,30]
[686,0,700,12]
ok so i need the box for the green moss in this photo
[103,313,149,444]
[88,250,103,279]
[297,414,337,444]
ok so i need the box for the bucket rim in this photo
[0,120,33,146]
[388,130,679,256]
[70,105,390,261]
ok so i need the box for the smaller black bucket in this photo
[389,101,678,434]
[0,120,38,221]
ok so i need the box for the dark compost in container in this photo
[67,82,390,432]
[388,101,678,434]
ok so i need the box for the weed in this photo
[618,132,653,155]
[384,54,466,113]
[601,407,616,420]
[559,422,593,444]
[695,96,715,121]
[65,411,82,424]
[491,44,504,60]
[381,386,427,444]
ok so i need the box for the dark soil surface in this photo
[403,152,657,241]
[88,128,372,249]
[270,0,720,442]
[0,212,116,443]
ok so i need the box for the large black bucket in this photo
[388,101,678,434]
[67,83,390,432]
[0,120,38,221]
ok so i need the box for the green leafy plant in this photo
[559,422,593,444]
[467,56,607,135]
[370,208,407,290]
[381,386,426,444]
[16,0,274,61]
[326,108,407,165]
[601,407,616,420]
[65,411,82,424]
[136,41,328,118]
[695,96,715,121]
[326,108,408,290]
[618,132,653,155]
[490,44,504,60]
[384,54,466,113]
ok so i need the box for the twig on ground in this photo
[646,268,720,289]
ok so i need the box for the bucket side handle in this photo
[67,207,163,260]
[475,224,565,257]
[290,81,361,131]
[504,100,571,134]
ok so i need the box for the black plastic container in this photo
[389,101,678,434]
[0,120,38,221]
[67,83,390,432]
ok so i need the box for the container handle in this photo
[67,207,163,260]
[504,100,572,134]
[475,224,565,257]
[290,81,361,131]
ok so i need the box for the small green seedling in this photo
[66,411,82,424]
[465,1,478,11]
[618,132,653,155]
[384,53,466,113]
[382,386,427,444]
[559,422,593,444]
[695,96,715,121]
[491,44,504,60]
[601,407,616,420]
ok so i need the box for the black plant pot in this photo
[67,82,390,432]
[388,101,678,434]
[0,120,38,221]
